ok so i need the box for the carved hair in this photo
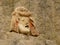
[12,7,31,17]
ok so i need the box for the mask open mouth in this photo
[25,25,29,28]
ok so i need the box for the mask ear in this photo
[29,18,39,36]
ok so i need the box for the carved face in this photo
[10,7,39,36]
[18,16,30,33]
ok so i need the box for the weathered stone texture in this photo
[0,0,60,45]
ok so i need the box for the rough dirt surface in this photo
[0,31,57,45]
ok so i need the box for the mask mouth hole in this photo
[25,25,29,28]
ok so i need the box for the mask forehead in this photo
[19,17,29,25]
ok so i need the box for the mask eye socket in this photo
[18,18,20,20]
